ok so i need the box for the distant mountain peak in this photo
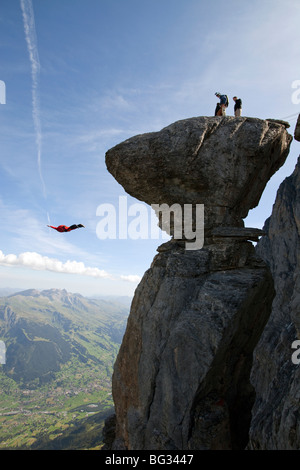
[8,288,83,302]
[10,288,41,298]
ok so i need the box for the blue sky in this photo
[0,0,299,297]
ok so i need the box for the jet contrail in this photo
[20,0,46,197]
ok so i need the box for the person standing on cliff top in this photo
[214,102,221,116]
[215,93,229,116]
[233,96,242,116]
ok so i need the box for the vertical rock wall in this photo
[112,241,274,450]
[249,156,300,449]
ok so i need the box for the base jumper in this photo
[47,224,85,232]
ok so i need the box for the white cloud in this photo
[0,249,142,286]
[120,274,142,283]
[0,250,113,279]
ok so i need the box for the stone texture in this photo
[106,116,291,234]
[211,226,265,242]
[103,116,292,450]
[111,241,274,450]
[248,156,300,450]
[294,114,300,142]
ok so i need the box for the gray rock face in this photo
[248,156,300,450]
[104,116,292,450]
[295,115,300,142]
[111,241,274,450]
[106,116,291,233]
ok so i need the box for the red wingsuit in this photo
[47,224,84,233]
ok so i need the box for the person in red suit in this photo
[47,224,85,232]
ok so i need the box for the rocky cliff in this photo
[103,116,292,450]
[294,114,300,142]
[248,153,300,449]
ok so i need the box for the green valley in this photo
[0,288,129,449]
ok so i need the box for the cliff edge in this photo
[104,116,292,450]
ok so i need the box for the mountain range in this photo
[0,288,130,449]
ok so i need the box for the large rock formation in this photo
[104,116,292,450]
[248,155,300,449]
[106,116,291,234]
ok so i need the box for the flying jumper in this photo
[47,224,85,233]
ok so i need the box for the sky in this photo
[0,0,299,298]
